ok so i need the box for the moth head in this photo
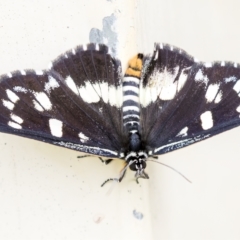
[127,151,149,181]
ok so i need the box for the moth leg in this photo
[101,164,127,187]
[99,157,113,165]
[77,156,113,164]
[77,156,113,165]
[77,155,92,159]
[136,171,149,184]
[101,169,127,187]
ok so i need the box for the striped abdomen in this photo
[123,54,143,134]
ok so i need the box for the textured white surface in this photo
[0,1,240,240]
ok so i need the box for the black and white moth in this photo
[1,43,240,183]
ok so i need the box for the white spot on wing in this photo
[156,66,179,100]
[140,85,157,107]
[79,81,100,103]
[233,80,240,93]
[78,132,89,143]
[177,68,189,91]
[140,65,188,106]
[2,100,14,110]
[49,119,63,137]
[13,86,27,93]
[72,49,76,54]
[33,92,52,110]
[221,61,225,66]
[33,100,44,112]
[20,70,26,75]
[44,76,60,93]
[108,85,122,107]
[10,114,23,124]
[65,76,78,95]
[7,73,12,78]
[200,111,213,130]
[236,105,240,113]
[214,91,222,103]
[195,69,209,85]
[35,70,44,75]
[148,150,153,155]
[204,62,212,68]
[98,82,108,103]
[225,76,237,83]
[205,84,220,103]
[78,81,122,107]
[48,62,53,69]
[176,127,188,137]
[8,121,22,129]
[6,89,19,103]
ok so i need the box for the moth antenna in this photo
[148,158,192,183]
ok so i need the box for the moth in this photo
[1,43,240,184]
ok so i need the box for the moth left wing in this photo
[0,44,126,157]
[140,43,240,155]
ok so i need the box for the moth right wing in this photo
[140,43,240,155]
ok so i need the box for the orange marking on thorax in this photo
[125,54,143,78]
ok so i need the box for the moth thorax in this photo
[129,132,141,151]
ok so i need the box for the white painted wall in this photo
[0,1,240,239]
